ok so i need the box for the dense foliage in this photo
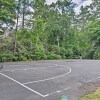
[0,0,100,62]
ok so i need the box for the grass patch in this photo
[79,87,100,100]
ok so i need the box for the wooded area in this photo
[0,0,100,62]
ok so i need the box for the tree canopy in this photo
[0,0,100,62]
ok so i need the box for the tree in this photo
[0,0,16,33]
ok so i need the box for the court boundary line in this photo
[23,65,71,84]
[44,76,100,97]
[1,71,100,98]
[0,64,72,98]
[0,72,45,97]
[0,65,57,72]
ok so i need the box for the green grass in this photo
[79,87,100,100]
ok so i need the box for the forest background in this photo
[0,0,100,62]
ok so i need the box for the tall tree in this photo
[0,0,15,33]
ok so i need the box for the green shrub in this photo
[48,45,60,55]
[30,45,47,60]
[62,48,73,59]
[47,52,62,60]
[0,52,14,62]
[93,47,100,59]
[60,47,66,59]
[32,52,46,60]
[12,56,18,62]
[16,54,27,61]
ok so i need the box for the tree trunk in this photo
[14,0,20,54]
[22,0,26,29]
[57,35,60,47]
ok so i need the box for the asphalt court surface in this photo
[0,60,100,100]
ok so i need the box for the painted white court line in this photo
[0,73,45,97]
[0,65,57,72]
[43,83,82,97]
[23,66,71,84]
[43,76,100,97]
[1,63,100,98]
[86,76,100,83]
[3,64,45,67]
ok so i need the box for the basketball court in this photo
[0,60,100,100]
